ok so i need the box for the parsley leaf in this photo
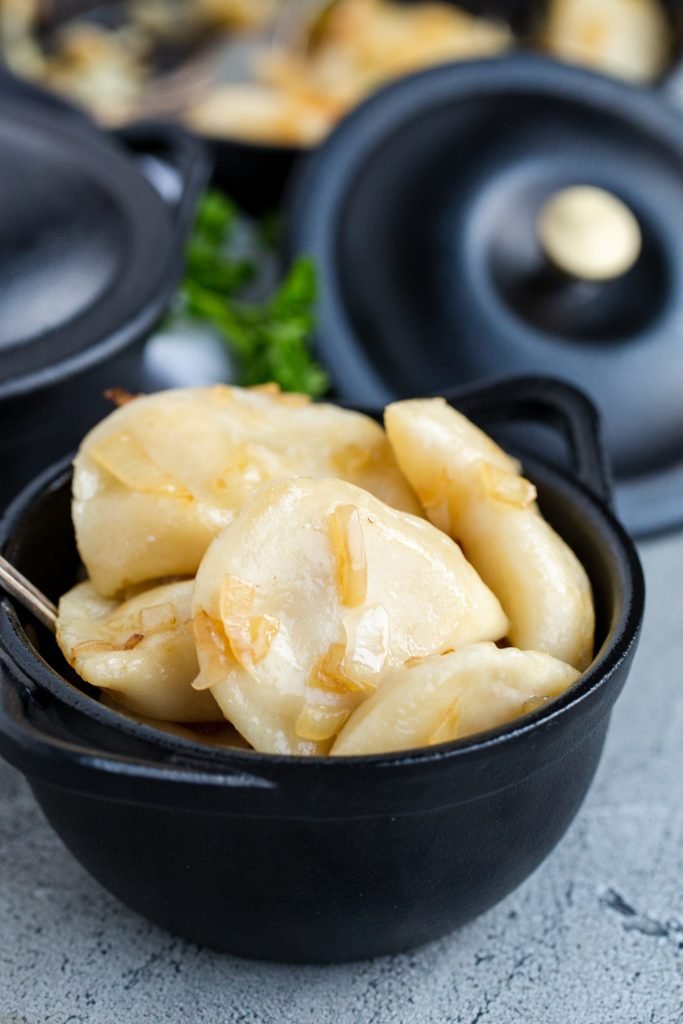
[180,190,329,398]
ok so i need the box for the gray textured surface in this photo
[1,533,682,1024]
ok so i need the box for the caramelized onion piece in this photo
[89,431,192,497]
[328,504,367,607]
[104,387,137,407]
[295,704,352,743]
[312,641,377,696]
[219,575,279,670]
[341,604,390,684]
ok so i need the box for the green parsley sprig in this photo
[180,190,329,398]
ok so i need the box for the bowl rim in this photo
[0,436,644,777]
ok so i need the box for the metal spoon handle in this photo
[0,554,57,633]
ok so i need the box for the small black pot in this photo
[0,378,643,963]
[0,94,210,509]
[286,54,683,536]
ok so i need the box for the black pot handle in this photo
[0,655,277,811]
[433,376,613,506]
[113,121,211,240]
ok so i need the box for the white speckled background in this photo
[1,533,681,1024]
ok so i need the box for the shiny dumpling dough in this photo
[57,579,220,722]
[543,0,669,83]
[192,477,508,755]
[332,643,580,756]
[73,384,421,596]
[385,398,595,671]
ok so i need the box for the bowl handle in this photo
[0,654,277,811]
[112,122,212,241]
[437,376,613,507]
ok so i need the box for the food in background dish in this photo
[57,579,219,722]
[188,0,278,31]
[56,384,595,755]
[2,0,672,143]
[1,0,280,127]
[0,0,44,79]
[331,643,580,755]
[185,83,336,147]
[384,398,595,670]
[187,0,513,144]
[32,21,148,127]
[1,0,511,141]
[542,0,670,82]
[72,384,421,597]
[191,476,508,755]
[0,0,511,136]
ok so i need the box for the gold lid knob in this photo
[537,185,642,281]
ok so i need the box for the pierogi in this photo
[57,579,218,722]
[385,398,595,671]
[191,477,509,755]
[73,384,421,596]
[58,383,597,757]
[544,0,668,83]
[332,643,580,755]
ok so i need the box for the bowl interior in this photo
[0,441,636,767]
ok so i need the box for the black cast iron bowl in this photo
[0,378,643,963]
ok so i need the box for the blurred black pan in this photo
[0,87,210,507]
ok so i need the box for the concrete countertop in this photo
[1,532,681,1024]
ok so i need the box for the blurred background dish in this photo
[0,88,209,505]
[3,2,683,533]
[0,0,513,144]
[287,55,683,537]
[4,0,682,257]
[2,0,681,151]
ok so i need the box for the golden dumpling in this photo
[385,398,595,670]
[191,477,508,755]
[57,579,219,722]
[73,384,421,596]
[543,0,669,83]
[332,642,580,755]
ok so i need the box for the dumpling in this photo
[191,477,508,755]
[73,384,421,596]
[543,0,669,83]
[56,579,219,722]
[332,643,580,756]
[385,398,595,670]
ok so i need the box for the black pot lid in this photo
[0,94,207,400]
[287,55,683,537]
